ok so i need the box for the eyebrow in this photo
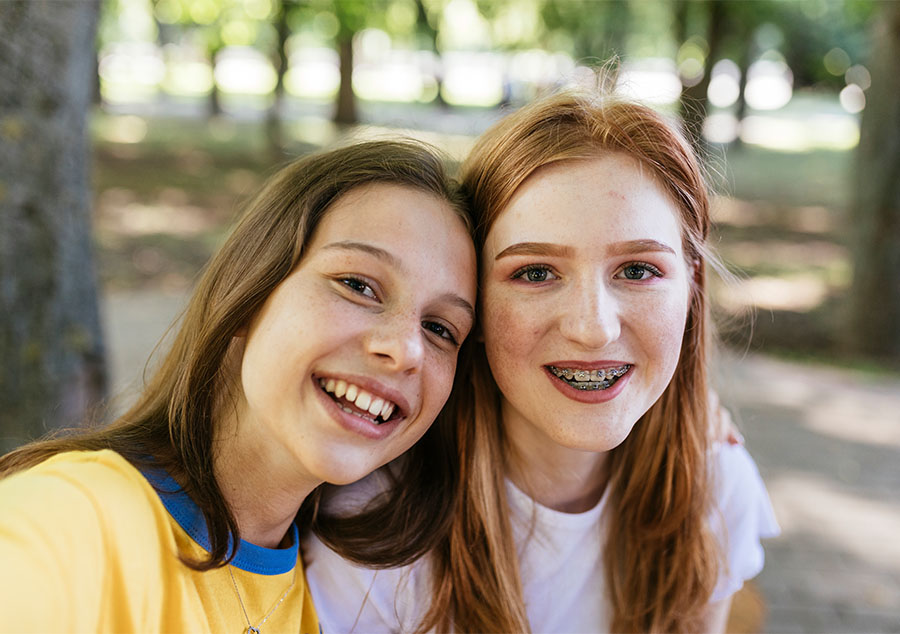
[494,239,675,260]
[607,239,676,256]
[440,294,476,324]
[321,241,399,267]
[323,241,475,322]
[494,242,574,260]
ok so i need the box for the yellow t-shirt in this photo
[0,449,319,633]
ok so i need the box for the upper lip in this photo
[546,360,631,370]
[313,372,412,419]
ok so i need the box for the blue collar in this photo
[141,467,299,575]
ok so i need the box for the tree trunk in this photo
[267,0,290,157]
[0,0,106,451]
[334,34,357,124]
[847,2,900,362]
[415,0,446,108]
[678,0,726,152]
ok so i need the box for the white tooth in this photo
[345,383,358,401]
[325,378,336,392]
[563,369,574,380]
[575,370,590,381]
[368,397,384,416]
[334,380,347,398]
[355,390,372,411]
[380,402,394,420]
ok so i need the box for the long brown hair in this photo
[420,91,719,632]
[0,139,472,572]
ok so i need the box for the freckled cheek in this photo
[482,296,536,371]
[643,300,690,368]
[418,358,457,422]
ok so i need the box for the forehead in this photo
[314,182,459,242]
[309,182,476,292]
[487,156,684,254]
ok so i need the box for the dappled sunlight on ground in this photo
[716,273,830,312]
[723,239,848,273]
[97,114,149,144]
[712,197,838,234]
[769,472,900,576]
[97,187,221,237]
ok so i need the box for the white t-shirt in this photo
[303,443,780,633]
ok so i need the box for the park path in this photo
[103,289,900,633]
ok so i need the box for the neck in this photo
[213,408,321,549]
[503,403,609,514]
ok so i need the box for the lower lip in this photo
[312,376,402,440]
[544,367,631,404]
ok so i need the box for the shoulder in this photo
[0,450,174,626]
[1,449,154,506]
[708,443,780,601]
[0,449,172,552]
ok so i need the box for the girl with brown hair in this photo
[304,91,779,632]
[0,140,477,633]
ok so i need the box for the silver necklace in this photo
[228,564,297,634]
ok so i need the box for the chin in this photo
[309,452,382,487]
[551,418,639,454]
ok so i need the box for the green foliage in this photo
[540,0,630,60]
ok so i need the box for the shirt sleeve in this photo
[709,443,781,602]
[0,452,168,632]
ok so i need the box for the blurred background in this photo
[1,0,898,632]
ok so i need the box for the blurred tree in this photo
[415,0,446,107]
[267,0,291,153]
[847,1,900,361]
[675,0,726,150]
[541,0,629,62]
[0,0,106,451]
[332,0,367,124]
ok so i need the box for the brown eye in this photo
[341,277,377,299]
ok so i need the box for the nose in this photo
[365,314,426,374]
[557,279,621,349]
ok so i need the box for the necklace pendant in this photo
[247,627,261,634]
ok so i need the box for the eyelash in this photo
[509,261,664,283]
[340,276,377,299]
[616,261,663,280]
[339,276,459,346]
[510,264,557,283]
[422,321,458,346]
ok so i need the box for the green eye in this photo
[512,265,556,283]
[617,262,662,281]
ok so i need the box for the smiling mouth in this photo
[546,364,632,391]
[317,377,402,425]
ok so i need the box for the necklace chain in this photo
[228,564,297,634]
